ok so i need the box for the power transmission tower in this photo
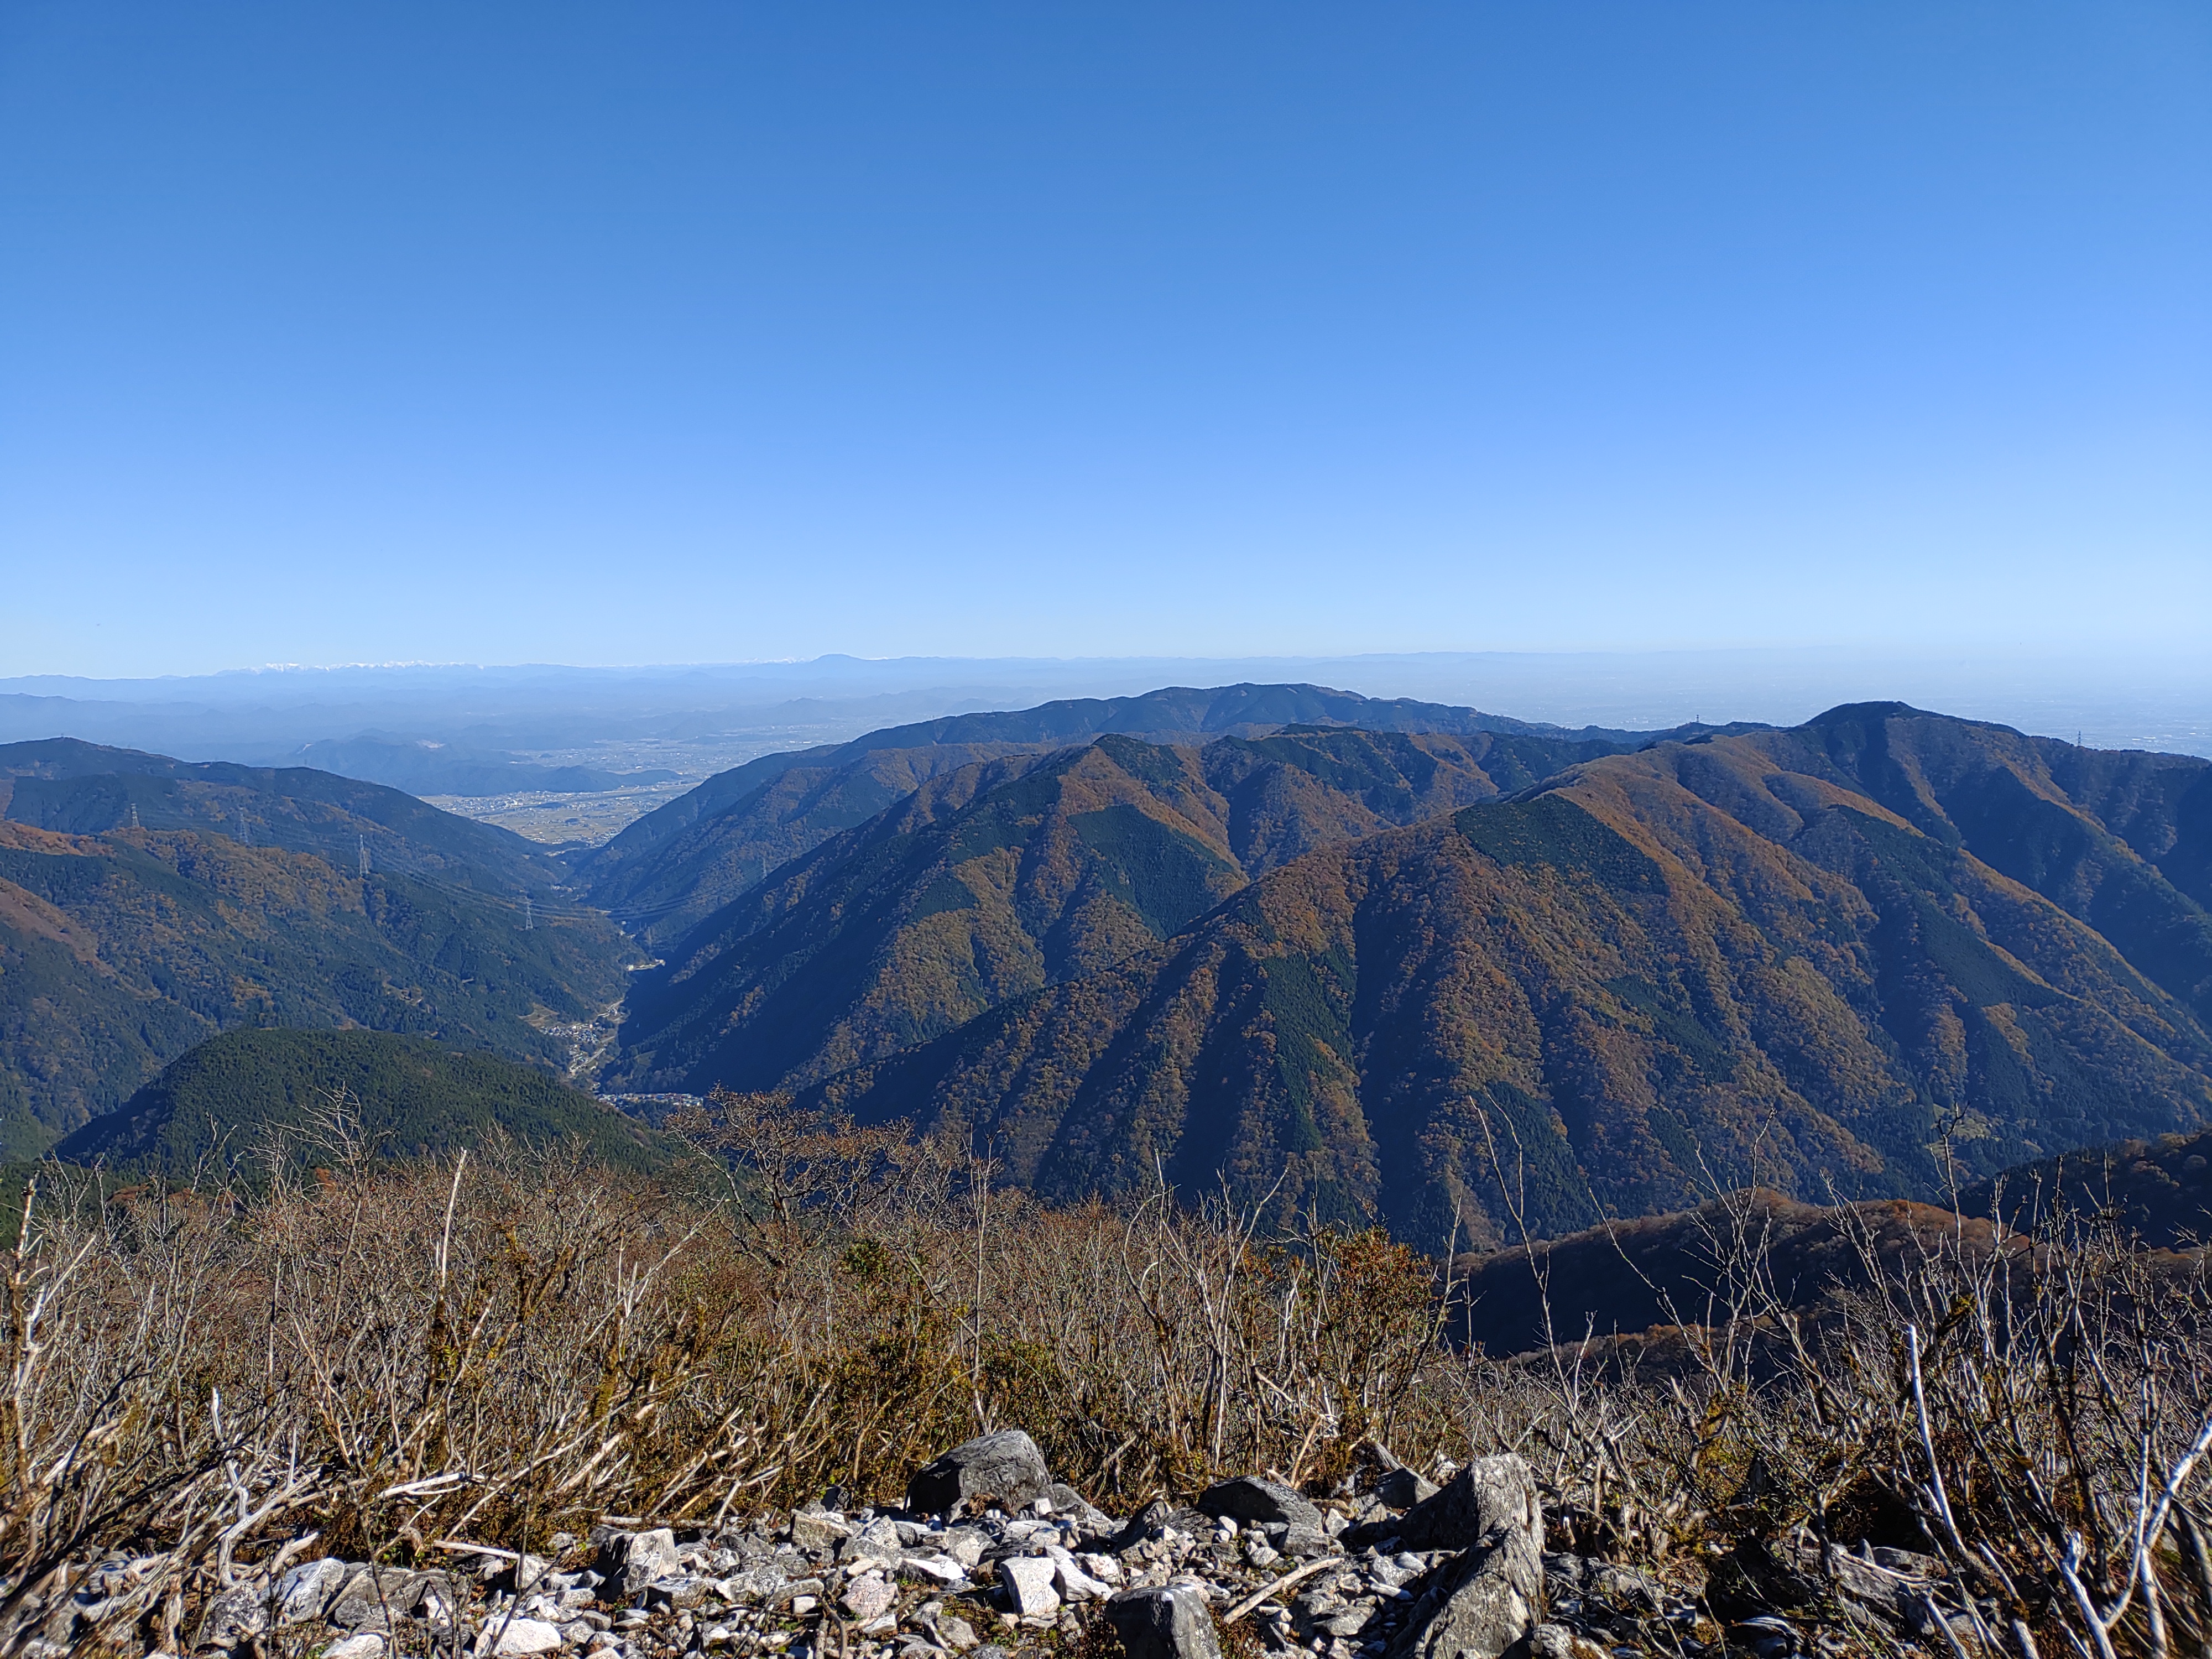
[127,802,140,831]
[359,835,371,878]
[521,892,534,931]
[236,808,251,847]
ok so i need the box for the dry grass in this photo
[2,1089,2209,1659]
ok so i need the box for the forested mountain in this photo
[55,1028,684,1180]
[789,706,2212,1246]
[606,726,1626,1093]
[0,744,636,1151]
[575,682,1730,946]
[0,738,577,895]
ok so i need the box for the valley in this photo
[8,686,2210,1254]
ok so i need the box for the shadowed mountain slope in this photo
[0,738,579,897]
[577,684,1727,947]
[795,707,2212,1245]
[54,1028,684,1180]
[0,742,638,1150]
[610,727,1610,1093]
[0,818,632,1149]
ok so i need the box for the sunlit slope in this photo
[798,708,2212,1244]
[609,727,1603,1093]
[577,682,1698,946]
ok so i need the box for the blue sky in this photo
[2,2,2206,676]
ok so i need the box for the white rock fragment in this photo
[999,1556,1062,1620]
[477,1618,564,1656]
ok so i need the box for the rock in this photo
[1381,1457,1544,1556]
[1526,1625,1609,1659]
[1046,1484,1117,1536]
[1384,1457,1543,1659]
[275,1556,352,1623]
[324,1636,387,1659]
[942,1529,989,1569]
[1583,1564,1660,1614]
[1725,1616,1802,1659]
[910,1431,1055,1516]
[900,1554,969,1586]
[599,1527,681,1597]
[1376,1469,1439,1510]
[791,1508,855,1554]
[327,1568,425,1631]
[1048,1550,1112,1601]
[197,1585,267,1648]
[999,1557,1062,1620]
[477,1617,565,1655]
[1196,1477,1322,1534]
[1105,1584,1222,1659]
[936,1613,980,1650]
[841,1574,899,1623]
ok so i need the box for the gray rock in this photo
[198,1584,267,1648]
[597,1527,682,1597]
[274,1556,352,1623]
[1376,1469,1439,1511]
[790,1507,855,1554]
[1196,1476,1322,1534]
[1384,1457,1545,1556]
[1000,1556,1062,1620]
[1384,1457,1542,1659]
[841,1573,899,1623]
[910,1430,1055,1516]
[326,1568,425,1632]
[1046,1483,1117,1537]
[1106,1584,1222,1659]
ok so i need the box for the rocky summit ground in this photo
[43,1430,1964,1659]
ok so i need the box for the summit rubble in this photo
[71,1434,1957,1659]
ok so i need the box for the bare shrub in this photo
[1,1090,2207,1659]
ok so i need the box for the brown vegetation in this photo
[6,1095,2212,1659]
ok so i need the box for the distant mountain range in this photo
[0,740,637,1149]
[643,702,2212,1245]
[577,682,1746,946]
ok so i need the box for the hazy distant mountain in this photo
[54,1029,684,1181]
[0,742,636,1148]
[794,706,2212,1244]
[604,726,1644,1093]
[579,683,1729,945]
[281,737,677,799]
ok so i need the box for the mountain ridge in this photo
[783,705,2212,1244]
[606,726,1645,1094]
[578,682,1740,947]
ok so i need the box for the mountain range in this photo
[607,724,1668,1095]
[12,692,2210,1255]
[576,682,1741,947]
[0,740,635,1149]
[723,703,2212,1245]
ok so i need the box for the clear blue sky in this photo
[2,2,2205,677]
